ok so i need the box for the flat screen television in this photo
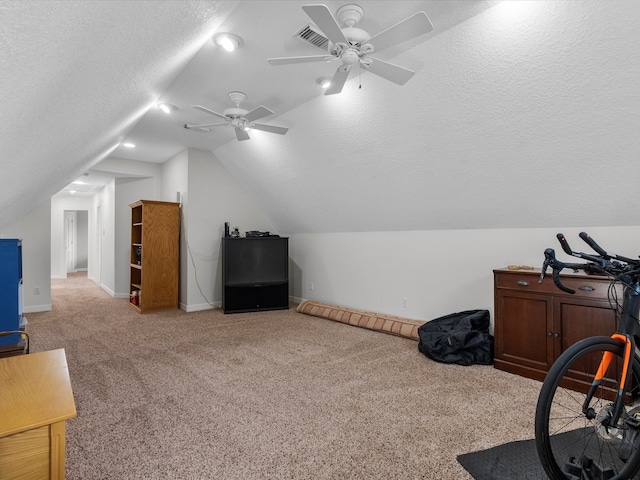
[224,237,288,286]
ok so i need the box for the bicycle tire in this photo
[535,336,640,480]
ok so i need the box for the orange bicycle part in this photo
[594,333,633,390]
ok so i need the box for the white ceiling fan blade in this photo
[268,55,333,65]
[367,12,433,53]
[250,123,289,135]
[185,122,228,128]
[244,106,273,123]
[190,105,228,120]
[363,57,415,85]
[324,65,351,95]
[302,4,349,46]
[234,127,251,141]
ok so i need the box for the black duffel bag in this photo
[418,310,494,366]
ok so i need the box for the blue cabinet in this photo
[0,239,23,346]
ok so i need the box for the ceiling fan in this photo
[183,91,289,141]
[267,4,433,95]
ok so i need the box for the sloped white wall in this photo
[215,0,640,234]
[0,0,242,229]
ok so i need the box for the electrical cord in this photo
[180,206,217,308]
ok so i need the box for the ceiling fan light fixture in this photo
[214,33,243,52]
[316,77,332,89]
[157,103,177,114]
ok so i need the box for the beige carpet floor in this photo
[25,272,543,479]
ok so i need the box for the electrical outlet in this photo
[309,282,314,291]
[34,287,40,295]
[402,297,408,308]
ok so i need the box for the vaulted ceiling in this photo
[2,1,639,233]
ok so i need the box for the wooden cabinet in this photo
[128,200,180,313]
[0,349,76,479]
[494,268,620,381]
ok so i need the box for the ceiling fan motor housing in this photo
[342,27,370,46]
[223,107,248,118]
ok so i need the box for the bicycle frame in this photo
[582,281,640,427]
[536,233,640,479]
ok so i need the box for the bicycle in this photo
[535,232,640,479]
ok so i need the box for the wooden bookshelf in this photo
[128,200,180,313]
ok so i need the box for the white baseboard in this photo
[289,296,304,305]
[100,284,116,297]
[181,301,220,312]
[23,304,52,313]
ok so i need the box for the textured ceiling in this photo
[2,1,639,234]
[0,0,240,227]
[0,0,497,229]
[211,0,640,233]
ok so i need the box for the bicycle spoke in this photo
[536,338,640,479]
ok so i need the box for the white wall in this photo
[94,180,116,295]
[76,210,88,269]
[181,148,276,311]
[161,149,188,307]
[289,226,640,324]
[114,177,157,297]
[88,149,273,312]
[1,199,52,313]
[88,157,163,297]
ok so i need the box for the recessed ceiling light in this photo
[122,142,135,148]
[157,103,177,114]
[214,33,243,52]
[316,77,332,89]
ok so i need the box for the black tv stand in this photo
[222,237,289,313]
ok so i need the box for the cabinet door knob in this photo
[517,280,529,286]
[547,332,553,337]
[579,285,595,292]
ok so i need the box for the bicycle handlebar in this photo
[539,232,640,294]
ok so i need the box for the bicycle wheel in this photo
[535,336,640,479]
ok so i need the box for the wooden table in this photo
[0,349,77,479]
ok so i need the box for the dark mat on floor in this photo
[457,428,625,480]
[457,437,547,480]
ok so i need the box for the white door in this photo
[65,211,76,273]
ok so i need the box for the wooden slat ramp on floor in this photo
[296,300,425,341]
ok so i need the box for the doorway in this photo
[64,210,89,274]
